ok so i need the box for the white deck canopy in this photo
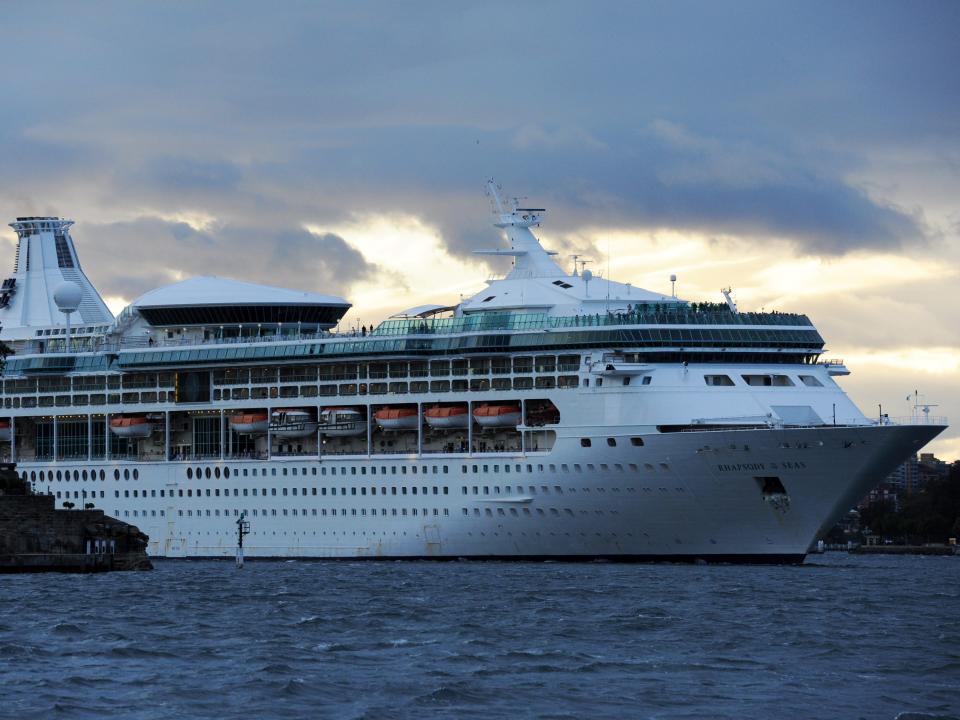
[389,304,457,319]
[130,276,350,328]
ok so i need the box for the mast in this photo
[476,180,565,279]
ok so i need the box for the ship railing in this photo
[370,309,815,337]
[880,415,948,426]
[50,310,820,355]
[104,330,335,352]
[30,307,820,357]
[678,418,879,432]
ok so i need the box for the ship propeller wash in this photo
[0,189,946,562]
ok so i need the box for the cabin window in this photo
[642,376,652,385]
[742,374,795,387]
[607,438,616,447]
[704,374,735,386]
[630,437,644,446]
[799,375,823,387]
[580,438,592,448]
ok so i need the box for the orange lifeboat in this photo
[424,405,470,430]
[229,412,269,434]
[473,404,522,428]
[374,407,419,431]
[109,415,154,439]
[0,420,11,443]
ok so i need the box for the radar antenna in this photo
[907,390,938,423]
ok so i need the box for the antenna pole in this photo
[486,179,505,214]
[606,239,611,310]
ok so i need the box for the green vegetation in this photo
[860,463,960,544]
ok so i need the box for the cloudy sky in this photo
[2,1,958,457]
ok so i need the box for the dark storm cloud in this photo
[76,219,378,302]
[0,0,957,296]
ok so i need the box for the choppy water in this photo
[1,554,958,720]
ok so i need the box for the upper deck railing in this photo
[372,308,813,337]
[8,308,819,373]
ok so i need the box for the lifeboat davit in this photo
[109,415,154,438]
[0,421,11,443]
[229,412,269,434]
[319,407,367,437]
[473,404,522,428]
[424,406,470,430]
[374,407,419,431]
[270,409,318,439]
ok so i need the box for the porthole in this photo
[74,470,80,481]
[214,467,221,479]
[187,468,193,480]
[123,469,130,480]
[580,438,592,448]
[607,438,616,447]
[114,469,120,480]
[39,471,45,482]
[133,469,139,480]
[99,470,105,481]
[205,467,211,479]
[56,470,62,481]
[224,468,230,479]
[82,470,88,481]
[30,471,36,481]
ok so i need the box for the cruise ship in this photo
[0,184,947,562]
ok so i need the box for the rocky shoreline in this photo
[0,463,152,573]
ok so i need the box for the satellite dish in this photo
[54,281,83,313]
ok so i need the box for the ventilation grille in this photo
[54,232,75,268]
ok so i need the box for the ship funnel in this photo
[1,217,114,343]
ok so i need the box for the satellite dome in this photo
[582,269,593,282]
[53,281,83,313]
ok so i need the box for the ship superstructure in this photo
[0,188,946,561]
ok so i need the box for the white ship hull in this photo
[0,201,947,564]
[22,423,941,562]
